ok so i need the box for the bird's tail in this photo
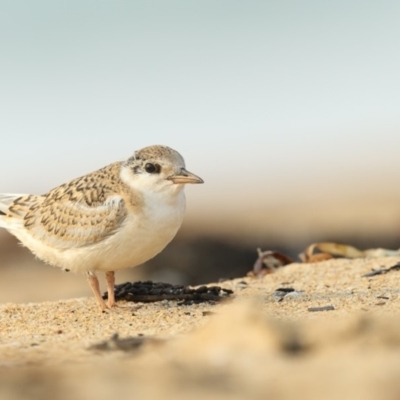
[0,194,24,213]
[0,194,26,227]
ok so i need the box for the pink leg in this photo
[105,271,116,308]
[86,271,107,310]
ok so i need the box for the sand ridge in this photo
[2,257,400,399]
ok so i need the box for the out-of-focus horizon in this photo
[1,1,400,302]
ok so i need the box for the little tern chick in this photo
[0,145,203,310]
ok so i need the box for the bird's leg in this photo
[105,271,116,308]
[86,271,107,310]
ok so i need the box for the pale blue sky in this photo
[1,1,400,210]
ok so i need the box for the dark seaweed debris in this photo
[102,281,234,305]
[362,262,400,277]
[89,333,161,352]
[307,305,335,312]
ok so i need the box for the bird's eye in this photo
[144,163,160,174]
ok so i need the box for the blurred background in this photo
[1,0,400,303]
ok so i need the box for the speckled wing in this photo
[12,174,128,250]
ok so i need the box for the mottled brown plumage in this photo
[8,164,133,249]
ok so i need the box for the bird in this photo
[0,145,203,310]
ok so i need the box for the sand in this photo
[2,256,400,400]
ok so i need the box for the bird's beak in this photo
[168,168,204,184]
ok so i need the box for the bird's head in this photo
[121,145,203,194]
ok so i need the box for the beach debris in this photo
[202,311,216,316]
[89,333,162,352]
[103,281,234,305]
[273,287,302,302]
[251,242,400,276]
[300,242,400,263]
[275,287,296,293]
[307,305,335,312]
[362,262,400,278]
[251,248,294,276]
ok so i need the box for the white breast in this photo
[65,189,186,273]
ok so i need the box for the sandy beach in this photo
[2,256,400,400]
